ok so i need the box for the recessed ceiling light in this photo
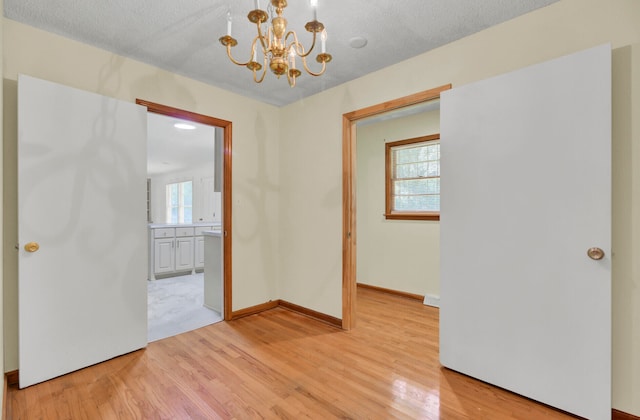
[174,122,196,130]
[349,37,368,49]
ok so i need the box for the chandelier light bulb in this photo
[289,49,296,70]
[321,29,327,53]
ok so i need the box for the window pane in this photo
[181,181,193,207]
[396,161,440,179]
[395,143,439,165]
[169,184,178,206]
[183,206,192,224]
[394,195,440,212]
[394,178,440,195]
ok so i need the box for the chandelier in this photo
[219,0,332,87]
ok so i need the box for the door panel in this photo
[439,44,611,419]
[175,237,194,270]
[154,238,174,274]
[18,75,148,388]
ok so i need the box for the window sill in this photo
[384,213,440,221]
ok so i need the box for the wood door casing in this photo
[341,84,452,329]
[136,100,234,321]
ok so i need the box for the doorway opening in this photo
[341,85,450,330]
[137,100,234,335]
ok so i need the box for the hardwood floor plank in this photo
[7,288,578,419]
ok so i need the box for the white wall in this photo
[149,163,220,224]
[278,0,640,415]
[356,109,440,296]
[2,19,281,371]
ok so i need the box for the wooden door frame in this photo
[341,84,451,330]
[136,100,233,321]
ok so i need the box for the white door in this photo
[439,44,611,420]
[18,75,148,388]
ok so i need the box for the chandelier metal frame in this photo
[219,0,332,87]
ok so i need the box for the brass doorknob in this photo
[587,247,604,260]
[24,242,40,253]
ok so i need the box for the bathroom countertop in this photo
[148,222,221,229]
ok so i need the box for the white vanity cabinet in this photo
[149,226,195,279]
[154,236,175,275]
[149,224,218,280]
[152,228,175,276]
[174,227,195,271]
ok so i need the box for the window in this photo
[385,134,440,220]
[166,180,192,224]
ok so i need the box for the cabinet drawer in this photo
[154,228,175,238]
[176,227,195,237]
[195,226,213,235]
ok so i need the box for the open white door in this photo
[440,44,611,419]
[18,75,148,388]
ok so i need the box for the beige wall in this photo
[356,110,440,297]
[2,19,281,371]
[279,0,640,414]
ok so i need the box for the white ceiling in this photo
[147,113,218,176]
[5,0,559,107]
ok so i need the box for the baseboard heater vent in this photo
[423,294,440,308]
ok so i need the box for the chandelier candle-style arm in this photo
[220,37,251,66]
[254,14,270,54]
[286,30,317,59]
[301,55,328,77]
[219,0,332,87]
[248,39,267,83]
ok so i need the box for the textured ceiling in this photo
[5,0,559,107]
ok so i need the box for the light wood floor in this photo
[7,288,577,419]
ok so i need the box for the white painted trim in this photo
[423,294,440,308]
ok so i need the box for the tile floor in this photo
[147,272,222,342]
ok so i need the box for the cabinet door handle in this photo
[172,240,174,248]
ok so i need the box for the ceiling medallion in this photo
[219,0,331,87]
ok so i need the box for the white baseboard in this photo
[423,294,440,308]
